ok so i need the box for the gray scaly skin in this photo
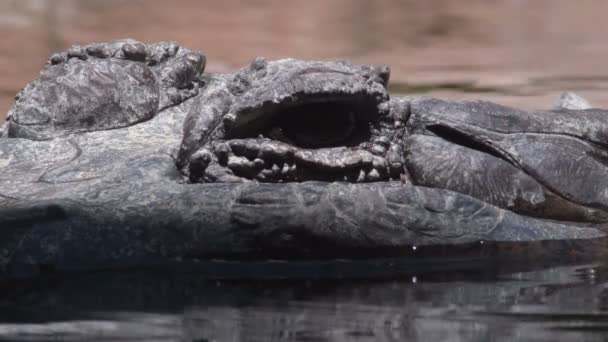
[404,97,608,222]
[176,57,398,184]
[5,39,205,140]
[177,59,608,225]
[0,40,606,275]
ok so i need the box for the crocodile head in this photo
[1,39,606,276]
[178,58,410,183]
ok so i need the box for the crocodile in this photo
[0,40,606,275]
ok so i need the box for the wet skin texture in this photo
[4,39,204,140]
[0,40,606,276]
[177,58,399,184]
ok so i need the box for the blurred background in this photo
[2,0,608,122]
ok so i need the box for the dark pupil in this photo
[271,102,355,148]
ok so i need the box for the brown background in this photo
[3,0,608,122]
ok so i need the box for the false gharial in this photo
[0,39,606,276]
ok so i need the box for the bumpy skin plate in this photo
[4,39,204,140]
[0,42,605,276]
[404,97,608,223]
[177,58,400,184]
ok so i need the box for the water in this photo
[1,260,608,342]
[0,237,607,341]
[4,0,608,118]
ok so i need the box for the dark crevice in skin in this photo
[426,124,507,162]
[421,111,608,150]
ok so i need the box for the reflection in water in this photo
[1,259,608,341]
[0,228,605,341]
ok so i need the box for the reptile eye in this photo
[269,101,367,148]
[229,98,376,148]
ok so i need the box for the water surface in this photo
[4,0,608,119]
[1,246,608,342]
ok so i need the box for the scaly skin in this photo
[404,97,608,222]
[177,57,401,183]
[5,39,205,140]
[0,40,606,275]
